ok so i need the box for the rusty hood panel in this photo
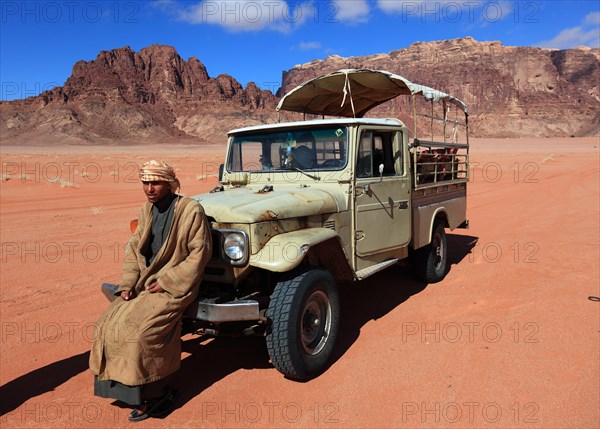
[192,185,346,223]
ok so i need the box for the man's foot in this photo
[128,403,150,422]
[149,388,178,418]
[127,388,177,422]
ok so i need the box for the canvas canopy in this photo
[277,69,468,118]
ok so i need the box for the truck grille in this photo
[211,230,221,259]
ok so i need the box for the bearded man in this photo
[90,160,211,422]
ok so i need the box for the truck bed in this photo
[409,139,469,249]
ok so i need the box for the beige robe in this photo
[89,197,211,386]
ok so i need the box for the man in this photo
[89,160,211,422]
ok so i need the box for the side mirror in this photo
[364,164,384,193]
[218,164,224,183]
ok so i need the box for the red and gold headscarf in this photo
[139,160,180,192]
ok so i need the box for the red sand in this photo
[0,138,598,428]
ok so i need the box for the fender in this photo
[412,195,466,249]
[250,227,339,272]
[427,207,449,242]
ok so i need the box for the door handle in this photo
[398,201,409,210]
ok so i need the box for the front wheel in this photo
[266,269,339,380]
[414,222,448,283]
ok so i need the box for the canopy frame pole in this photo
[412,94,418,186]
[443,101,447,144]
[430,100,434,141]
[465,112,470,182]
[412,94,417,140]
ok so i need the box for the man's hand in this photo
[146,281,165,294]
[120,290,135,301]
[120,282,164,299]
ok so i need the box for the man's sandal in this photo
[128,404,151,422]
[128,388,177,422]
[149,388,178,418]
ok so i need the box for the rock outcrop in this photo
[280,37,600,137]
[0,44,277,144]
[1,39,598,145]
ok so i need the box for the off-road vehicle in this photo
[107,69,470,381]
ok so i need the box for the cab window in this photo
[356,130,403,178]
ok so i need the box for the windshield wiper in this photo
[294,167,320,181]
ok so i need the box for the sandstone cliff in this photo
[1,39,598,145]
[280,37,599,138]
[0,44,277,145]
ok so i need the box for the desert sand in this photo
[0,137,598,428]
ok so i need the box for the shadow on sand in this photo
[0,351,91,416]
[0,233,477,416]
[172,233,478,405]
[329,233,478,370]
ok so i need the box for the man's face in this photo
[142,181,171,203]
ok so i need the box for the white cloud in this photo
[493,0,513,20]
[170,0,312,33]
[297,41,322,50]
[584,11,600,26]
[376,0,515,22]
[538,12,600,49]
[378,0,484,13]
[154,0,375,32]
[333,0,370,24]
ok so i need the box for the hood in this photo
[193,184,345,223]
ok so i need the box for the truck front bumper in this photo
[102,283,261,323]
[184,298,261,322]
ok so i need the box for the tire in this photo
[414,221,448,283]
[266,269,339,380]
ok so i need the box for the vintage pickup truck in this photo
[108,69,470,381]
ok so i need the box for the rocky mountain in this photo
[280,37,600,138]
[0,44,278,145]
[1,39,598,145]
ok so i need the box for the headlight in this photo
[223,232,246,261]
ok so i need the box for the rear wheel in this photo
[414,222,448,283]
[266,269,339,380]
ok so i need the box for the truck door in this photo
[354,128,411,257]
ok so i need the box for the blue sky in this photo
[1,0,599,100]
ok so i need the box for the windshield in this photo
[227,126,348,173]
